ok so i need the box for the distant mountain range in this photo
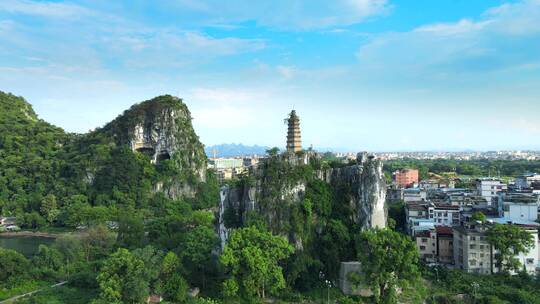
[205,143,271,157]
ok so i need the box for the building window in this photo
[420,246,426,250]
[422,238,428,243]
[470,244,476,249]
[527,258,534,265]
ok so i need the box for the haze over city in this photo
[1,0,539,151]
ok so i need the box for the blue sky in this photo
[1,0,539,151]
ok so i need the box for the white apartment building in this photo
[403,188,427,203]
[498,193,540,222]
[476,178,507,205]
[428,203,460,226]
[453,223,493,274]
[454,221,539,275]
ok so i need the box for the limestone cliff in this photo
[319,152,386,229]
[218,152,386,249]
[100,95,207,198]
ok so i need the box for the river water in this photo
[0,236,55,257]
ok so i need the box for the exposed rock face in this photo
[218,151,386,248]
[102,95,207,198]
[320,152,386,229]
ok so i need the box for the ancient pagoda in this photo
[285,110,302,153]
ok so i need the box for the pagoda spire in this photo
[285,110,302,153]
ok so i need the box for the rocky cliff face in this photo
[319,152,386,229]
[101,95,207,198]
[218,152,386,248]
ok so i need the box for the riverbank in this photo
[0,231,63,238]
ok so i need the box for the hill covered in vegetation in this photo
[0,91,218,229]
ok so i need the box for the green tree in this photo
[96,248,150,304]
[32,245,64,279]
[220,226,294,299]
[0,248,30,283]
[18,211,46,229]
[266,147,280,156]
[160,252,188,302]
[117,211,146,249]
[305,179,332,218]
[487,224,534,273]
[133,246,164,294]
[471,211,487,223]
[355,228,420,304]
[40,194,59,224]
[180,225,218,287]
[53,234,83,276]
[81,225,116,262]
[318,219,352,281]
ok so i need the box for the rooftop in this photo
[501,193,539,204]
[435,225,453,236]
[433,203,460,210]
[406,203,428,211]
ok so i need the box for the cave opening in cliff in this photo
[136,147,155,158]
[157,151,171,163]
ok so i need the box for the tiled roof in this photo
[435,225,453,235]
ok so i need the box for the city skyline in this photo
[1,0,540,151]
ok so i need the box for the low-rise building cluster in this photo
[392,173,540,274]
[208,156,261,182]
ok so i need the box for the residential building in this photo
[415,226,454,265]
[405,203,430,235]
[476,178,507,205]
[454,221,539,274]
[436,226,454,265]
[453,223,493,274]
[516,173,540,189]
[447,193,488,208]
[209,158,243,169]
[386,188,404,203]
[0,216,16,226]
[419,179,452,190]
[428,203,460,226]
[416,230,437,263]
[497,192,540,222]
[393,169,419,188]
[242,157,259,168]
[403,188,427,202]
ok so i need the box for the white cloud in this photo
[192,105,257,129]
[189,87,266,103]
[187,87,269,130]
[356,0,540,76]
[414,19,491,36]
[0,0,92,18]
[0,20,14,32]
[276,65,297,80]
[169,0,390,30]
[514,118,540,134]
